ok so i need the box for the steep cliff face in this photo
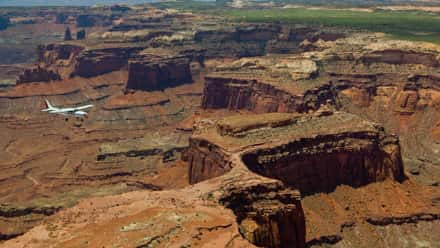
[37,43,84,66]
[185,111,406,247]
[201,76,336,113]
[126,49,192,91]
[241,129,405,195]
[16,66,61,84]
[37,45,146,79]
[186,138,232,184]
[16,43,84,83]
[323,44,440,186]
[188,112,405,195]
[220,179,305,248]
[71,47,143,78]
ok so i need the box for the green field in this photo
[221,8,440,44]
[153,1,440,44]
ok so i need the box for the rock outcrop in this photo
[3,6,440,248]
[240,114,406,194]
[16,66,61,84]
[37,43,84,66]
[187,112,406,195]
[201,56,334,113]
[220,179,305,248]
[16,43,84,83]
[126,48,192,91]
[184,111,407,246]
[187,137,232,184]
[71,46,143,78]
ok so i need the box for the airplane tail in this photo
[41,99,56,112]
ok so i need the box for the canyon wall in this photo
[201,76,336,113]
[126,51,192,91]
[241,130,405,195]
[220,178,306,248]
[16,66,61,84]
[71,47,143,78]
[185,111,407,247]
[186,138,232,184]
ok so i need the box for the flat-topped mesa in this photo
[126,48,192,91]
[187,111,406,195]
[201,57,335,113]
[71,46,144,78]
[16,66,61,84]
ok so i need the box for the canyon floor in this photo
[0,3,439,248]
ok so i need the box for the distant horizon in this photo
[2,0,440,7]
[0,0,156,7]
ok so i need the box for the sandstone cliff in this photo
[16,66,61,84]
[187,112,405,194]
[71,46,144,78]
[126,48,192,91]
[201,56,335,113]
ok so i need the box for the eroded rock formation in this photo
[187,112,405,193]
[71,46,143,78]
[2,5,440,248]
[126,48,192,91]
[201,56,335,113]
[16,66,61,84]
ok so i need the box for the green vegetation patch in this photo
[220,8,440,44]
[154,1,440,44]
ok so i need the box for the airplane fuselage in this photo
[42,100,93,117]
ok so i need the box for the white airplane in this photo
[42,99,93,117]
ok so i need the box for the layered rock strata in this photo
[184,111,406,246]
[72,46,144,78]
[187,112,405,195]
[16,66,61,84]
[201,56,335,113]
[126,48,192,91]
